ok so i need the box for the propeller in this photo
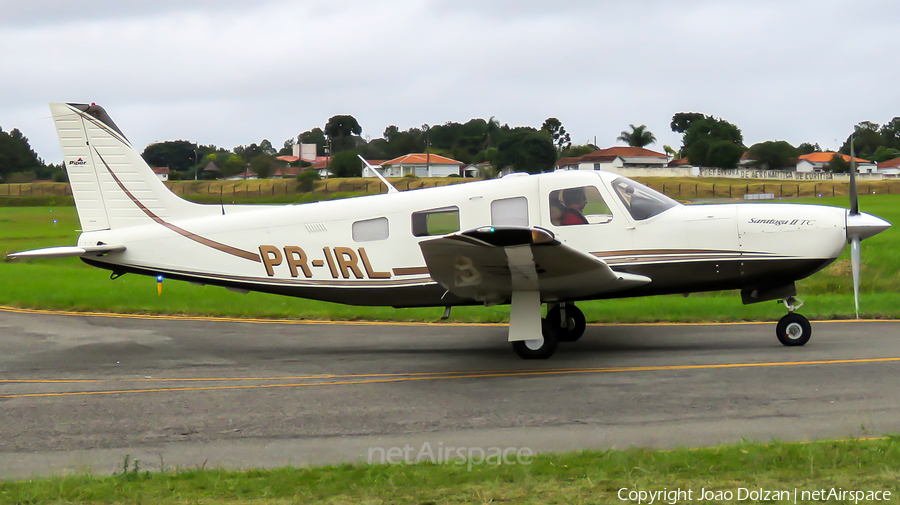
[850,138,860,318]
[845,137,891,318]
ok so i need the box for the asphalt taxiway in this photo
[1,307,899,478]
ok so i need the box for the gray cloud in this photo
[2,0,899,162]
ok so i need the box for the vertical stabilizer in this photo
[52,102,208,231]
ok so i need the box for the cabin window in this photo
[611,177,679,220]
[549,186,612,226]
[352,217,389,242]
[490,196,528,227]
[412,206,460,237]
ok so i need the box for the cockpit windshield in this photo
[611,177,680,220]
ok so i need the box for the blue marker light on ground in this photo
[156,275,164,283]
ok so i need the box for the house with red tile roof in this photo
[366,153,464,178]
[272,166,301,178]
[796,152,875,173]
[555,146,669,171]
[151,166,169,181]
[667,157,691,167]
[877,157,900,177]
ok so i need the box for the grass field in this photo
[2,197,899,500]
[1,438,897,503]
[1,194,898,322]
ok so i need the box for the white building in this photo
[151,167,169,181]
[555,147,669,171]
[877,157,900,177]
[364,153,463,178]
[796,152,876,173]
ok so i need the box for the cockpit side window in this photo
[611,177,679,220]
[549,186,613,226]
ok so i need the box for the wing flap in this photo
[419,227,649,304]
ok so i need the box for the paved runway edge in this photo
[0,423,890,480]
[2,305,897,327]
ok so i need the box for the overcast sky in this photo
[2,0,899,163]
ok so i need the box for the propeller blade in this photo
[851,235,861,319]
[849,137,859,215]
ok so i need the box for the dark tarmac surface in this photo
[2,308,899,479]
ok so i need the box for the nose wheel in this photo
[776,297,811,346]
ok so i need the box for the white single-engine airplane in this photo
[9,103,892,359]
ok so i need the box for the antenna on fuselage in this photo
[357,155,399,194]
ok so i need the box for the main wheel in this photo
[511,319,559,359]
[545,304,586,342]
[776,313,811,346]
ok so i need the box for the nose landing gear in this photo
[776,297,811,346]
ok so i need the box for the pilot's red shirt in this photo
[561,210,588,225]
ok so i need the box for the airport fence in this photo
[2,178,899,203]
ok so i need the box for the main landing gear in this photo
[511,303,586,359]
[776,296,811,346]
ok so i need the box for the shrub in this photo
[296,169,321,192]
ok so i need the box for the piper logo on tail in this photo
[68,158,87,166]
[259,245,390,279]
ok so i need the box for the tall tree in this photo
[494,129,556,174]
[617,124,656,147]
[746,141,798,169]
[141,140,197,172]
[324,115,362,153]
[797,142,821,155]
[484,116,502,149]
[249,154,276,178]
[840,121,882,159]
[329,150,362,177]
[0,127,42,180]
[672,113,745,168]
[540,118,572,153]
[670,112,705,134]
[826,154,850,173]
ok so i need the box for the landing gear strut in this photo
[776,297,811,346]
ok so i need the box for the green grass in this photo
[1,438,898,503]
[1,195,898,323]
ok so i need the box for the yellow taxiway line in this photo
[2,305,898,327]
[3,357,899,400]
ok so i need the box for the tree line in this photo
[3,112,900,183]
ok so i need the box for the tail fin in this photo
[52,102,209,231]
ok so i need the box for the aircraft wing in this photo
[7,244,126,259]
[419,227,650,304]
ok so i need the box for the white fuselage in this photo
[78,170,849,307]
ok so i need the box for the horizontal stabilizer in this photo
[7,244,125,259]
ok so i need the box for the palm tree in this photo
[483,116,502,149]
[617,124,656,148]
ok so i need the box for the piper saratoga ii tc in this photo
[9,103,891,359]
